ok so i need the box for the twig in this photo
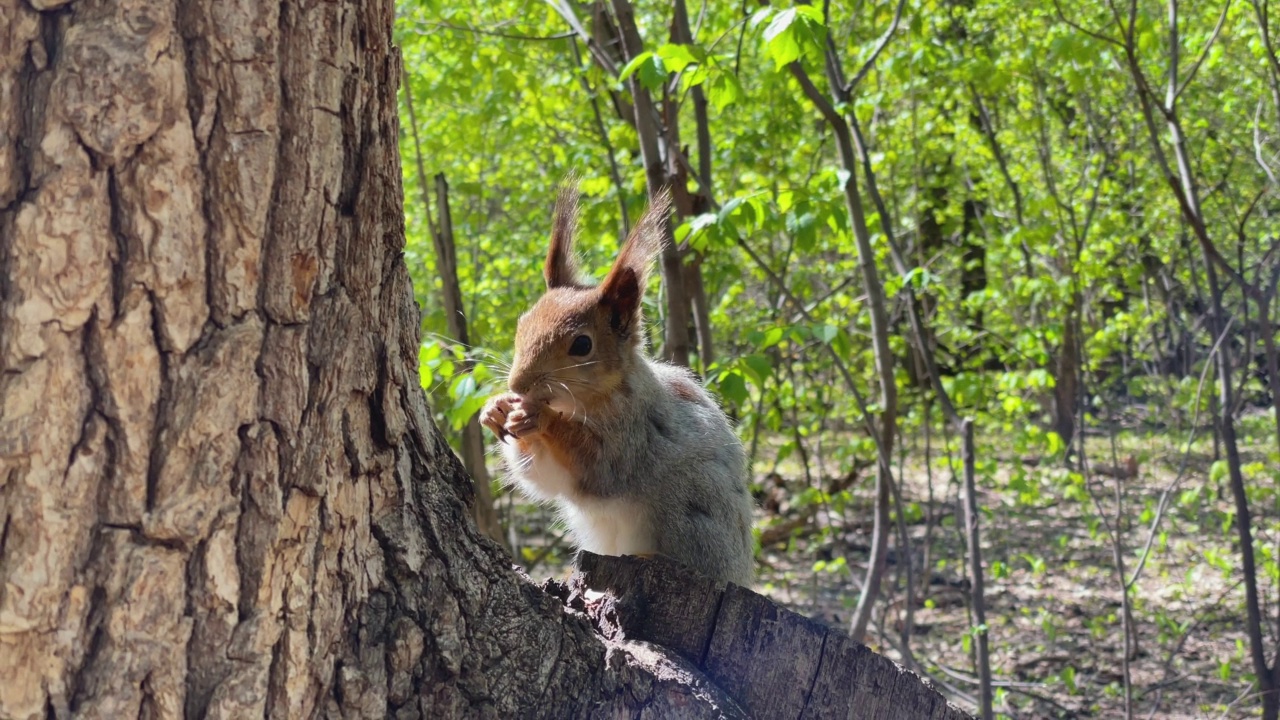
[1051,0,1124,46]
[1127,317,1234,588]
[843,0,909,93]
[732,233,891,471]
[879,635,981,709]
[547,0,620,75]
[960,419,993,720]
[416,20,575,42]
[1255,98,1279,185]
[1173,1,1231,101]
[568,39,631,235]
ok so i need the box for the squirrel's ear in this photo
[545,180,582,289]
[600,190,670,334]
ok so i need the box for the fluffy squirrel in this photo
[480,184,755,586]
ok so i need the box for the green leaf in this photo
[717,370,750,406]
[776,440,796,464]
[452,373,477,400]
[656,43,699,74]
[762,5,827,70]
[757,327,786,349]
[618,51,667,91]
[681,62,710,90]
[1062,666,1078,694]
[763,9,802,68]
[740,353,773,386]
[748,7,775,30]
[812,323,839,344]
[709,72,743,110]
[418,344,439,389]
[1209,460,1229,483]
[680,212,719,251]
[618,51,653,82]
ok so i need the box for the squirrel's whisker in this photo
[420,333,504,359]
[547,360,601,374]
[553,380,585,424]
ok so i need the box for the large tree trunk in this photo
[0,1,730,716]
[0,1,967,718]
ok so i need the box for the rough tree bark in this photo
[0,1,970,718]
[0,0,732,716]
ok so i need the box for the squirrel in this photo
[480,183,755,586]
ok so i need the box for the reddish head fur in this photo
[508,183,671,415]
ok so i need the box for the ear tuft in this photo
[600,190,671,333]
[545,177,582,289]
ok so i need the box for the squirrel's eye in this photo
[568,334,593,357]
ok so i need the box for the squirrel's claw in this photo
[504,405,542,439]
[481,394,520,442]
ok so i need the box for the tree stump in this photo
[552,553,973,720]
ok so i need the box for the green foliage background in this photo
[395,0,1280,715]
[397,0,1275,442]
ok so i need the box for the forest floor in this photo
[499,413,1274,719]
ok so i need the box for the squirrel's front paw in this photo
[481,393,522,441]
[504,400,546,439]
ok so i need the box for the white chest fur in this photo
[558,496,655,556]
[500,440,576,500]
[500,440,654,556]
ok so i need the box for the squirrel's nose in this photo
[507,370,534,396]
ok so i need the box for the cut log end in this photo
[560,552,975,720]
